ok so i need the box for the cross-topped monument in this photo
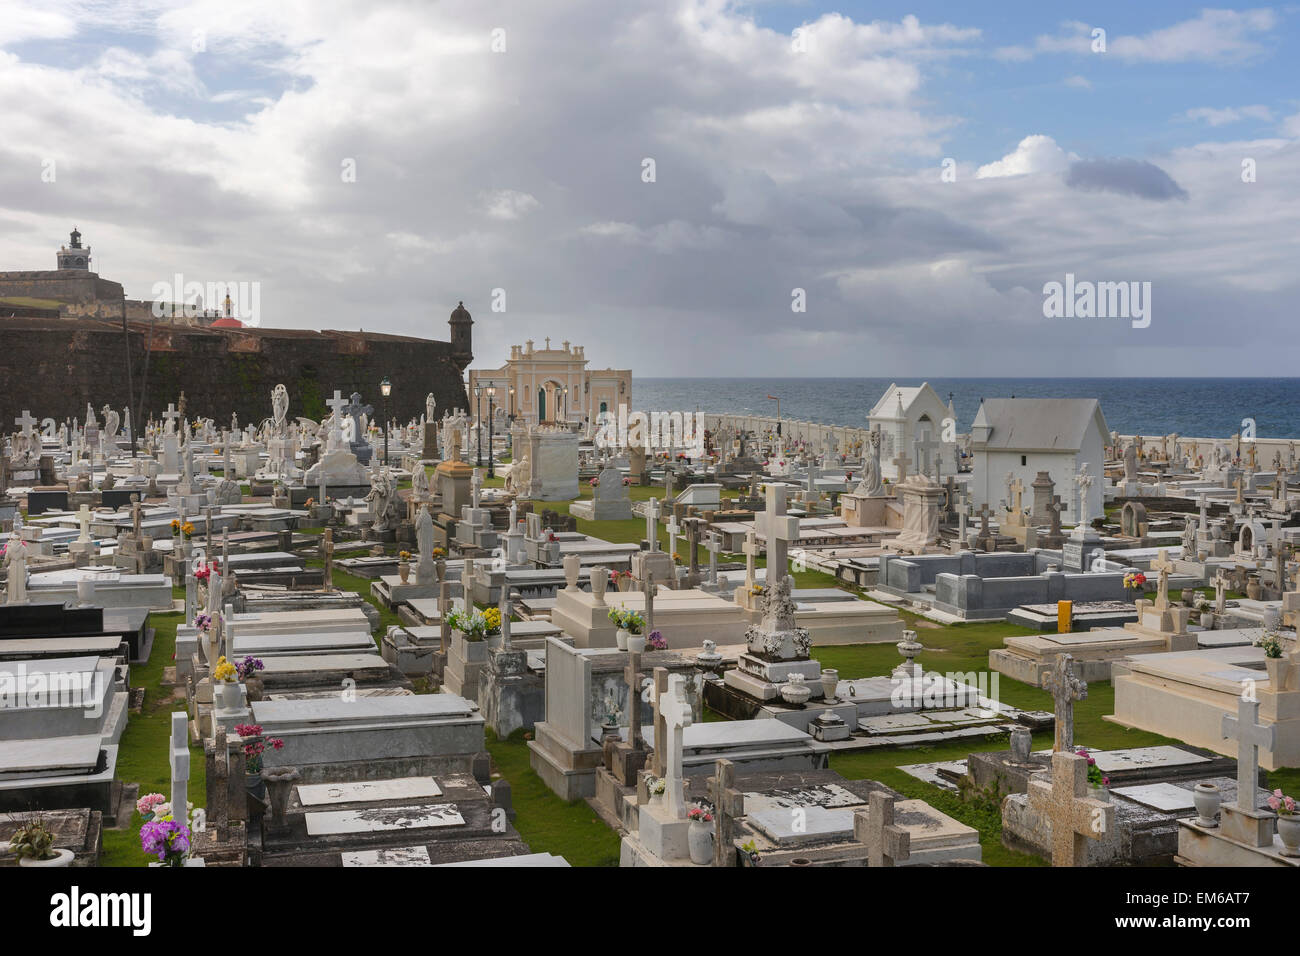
[644,495,661,551]
[14,409,36,438]
[762,482,800,577]
[854,791,911,867]
[742,528,761,591]
[707,758,744,867]
[657,672,693,819]
[1149,548,1176,610]
[1222,696,1273,820]
[1041,653,1087,753]
[1028,750,1115,866]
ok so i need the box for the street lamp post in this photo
[487,386,496,478]
[380,376,392,465]
[474,384,483,467]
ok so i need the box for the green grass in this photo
[100,613,207,867]
[486,729,621,867]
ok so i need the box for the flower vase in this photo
[1277,816,1300,857]
[1265,657,1287,690]
[398,561,410,584]
[1090,785,1110,804]
[616,628,629,651]
[688,821,713,865]
[214,681,236,710]
[820,668,839,701]
[1193,782,1221,828]
[18,848,73,868]
[245,675,265,702]
[626,633,646,653]
[245,770,267,814]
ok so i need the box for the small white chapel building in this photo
[867,382,952,480]
[968,397,1108,523]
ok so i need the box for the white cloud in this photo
[479,190,541,221]
[1185,105,1273,126]
[976,134,1072,178]
[1063,74,1091,89]
[998,10,1277,64]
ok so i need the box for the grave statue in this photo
[366,467,399,533]
[271,383,290,437]
[854,429,885,496]
[1123,441,1138,481]
[4,535,30,604]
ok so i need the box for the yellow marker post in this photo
[1057,600,1072,633]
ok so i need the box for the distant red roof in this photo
[210,316,244,328]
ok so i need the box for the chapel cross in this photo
[1222,696,1273,814]
[853,790,911,867]
[1041,653,1087,753]
[1027,751,1114,866]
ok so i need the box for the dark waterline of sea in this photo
[631,378,1300,440]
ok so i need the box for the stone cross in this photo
[914,431,942,479]
[891,452,910,483]
[624,651,644,751]
[684,516,703,586]
[498,586,513,649]
[169,710,190,822]
[956,492,970,545]
[1046,495,1064,537]
[76,504,92,543]
[1214,568,1228,614]
[853,790,910,867]
[663,471,676,505]
[321,528,334,589]
[704,530,724,586]
[665,515,681,563]
[14,409,36,438]
[1028,751,1114,866]
[1041,653,1087,753]
[707,758,744,868]
[976,503,993,539]
[325,390,349,444]
[742,528,760,590]
[644,495,661,551]
[162,403,179,434]
[1149,549,1176,610]
[1008,476,1025,517]
[1222,696,1273,814]
[763,483,800,577]
[657,672,693,820]
[650,668,669,776]
[641,571,656,632]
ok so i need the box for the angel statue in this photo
[270,384,290,437]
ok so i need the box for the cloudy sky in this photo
[1,1,1297,376]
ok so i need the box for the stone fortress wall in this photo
[0,317,472,430]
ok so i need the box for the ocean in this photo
[631,378,1300,440]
